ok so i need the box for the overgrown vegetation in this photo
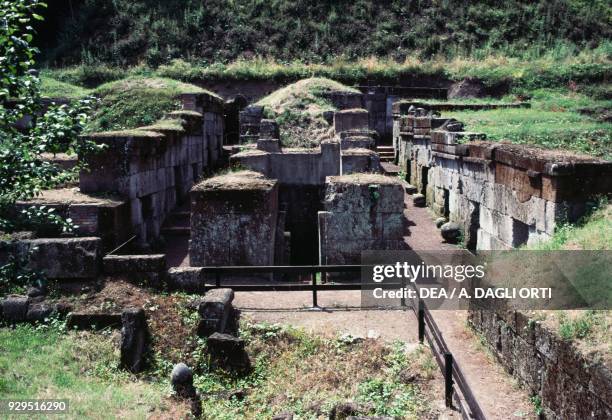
[0,322,183,419]
[36,1,611,67]
[0,0,96,218]
[527,199,611,250]
[84,77,213,132]
[41,51,612,94]
[255,77,358,148]
[0,0,106,293]
[450,89,612,159]
[0,315,442,419]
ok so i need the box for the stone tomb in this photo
[189,171,278,266]
[318,174,406,265]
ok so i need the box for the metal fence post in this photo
[312,271,318,308]
[444,352,454,408]
[215,271,221,288]
[400,276,406,307]
[418,299,425,344]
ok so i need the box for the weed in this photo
[531,394,543,416]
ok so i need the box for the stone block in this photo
[257,138,281,153]
[17,237,101,279]
[189,171,278,266]
[259,119,279,139]
[476,229,512,251]
[334,109,369,134]
[26,302,54,322]
[207,332,250,370]
[103,254,166,274]
[197,288,235,337]
[1,296,29,323]
[320,174,406,265]
[120,307,148,373]
[167,267,205,293]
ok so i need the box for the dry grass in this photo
[255,78,358,148]
[192,170,275,191]
[196,321,441,419]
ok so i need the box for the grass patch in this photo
[527,200,611,251]
[40,76,92,99]
[0,315,442,419]
[535,309,612,366]
[85,76,215,132]
[448,89,612,159]
[44,50,611,91]
[0,323,181,419]
[255,77,358,148]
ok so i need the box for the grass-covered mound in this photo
[40,76,92,100]
[256,77,359,148]
[38,75,218,133]
[86,77,217,132]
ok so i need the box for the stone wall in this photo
[232,108,385,264]
[341,149,380,174]
[0,237,102,280]
[231,141,342,186]
[238,105,264,144]
[318,174,406,265]
[392,105,612,250]
[80,93,225,247]
[468,306,612,419]
[16,191,131,250]
[189,171,279,266]
[333,108,369,134]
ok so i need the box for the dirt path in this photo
[234,290,419,342]
[401,187,534,419]
[431,310,534,419]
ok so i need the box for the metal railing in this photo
[201,264,486,419]
[415,297,486,420]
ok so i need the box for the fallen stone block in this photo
[198,288,235,337]
[412,194,426,207]
[167,267,205,293]
[66,312,122,330]
[26,302,54,322]
[1,295,29,323]
[120,307,148,373]
[19,237,102,279]
[441,222,462,243]
[329,401,364,419]
[207,332,251,371]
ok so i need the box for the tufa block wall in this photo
[468,307,612,419]
[318,174,407,265]
[80,93,225,247]
[393,105,611,250]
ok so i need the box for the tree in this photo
[0,0,102,235]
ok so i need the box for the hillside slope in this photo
[37,0,611,66]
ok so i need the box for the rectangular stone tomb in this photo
[189,171,279,266]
